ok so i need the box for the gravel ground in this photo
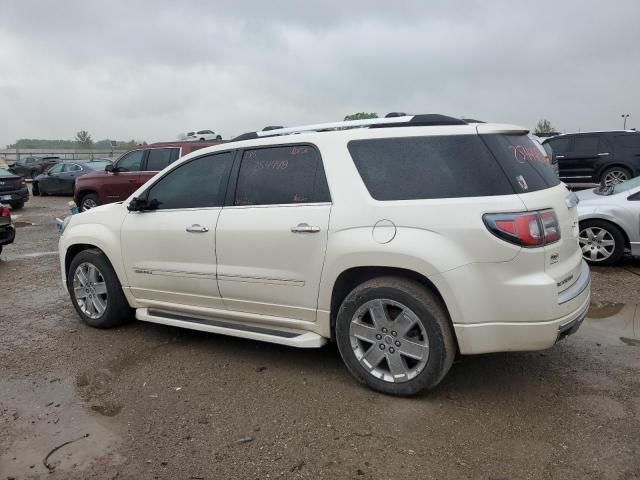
[1,191,639,480]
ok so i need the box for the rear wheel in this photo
[579,220,625,265]
[335,276,456,396]
[30,170,38,179]
[600,166,631,187]
[67,249,132,328]
[9,201,24,210]
[80,193,99,211]
[32,182,40,196]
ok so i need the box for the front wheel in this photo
[67,249,132,328]
[600,166,631,187]
[80,193,99,211]
[579,220,625,265]
[335,276,456,396]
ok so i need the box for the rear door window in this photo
[615,135,640,149]
[348,135,513,201]
[234,145,329,205]
[145,148,179,171]
[481,134,560,193]
[573,136,599,154]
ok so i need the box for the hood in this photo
[76,170,108,182]
[575,188,601,202]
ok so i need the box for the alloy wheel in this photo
[73,262,108,319]
[602,169,629,186]
[349,298,429,383]
[579,227,616,262]
[82,198,97,210]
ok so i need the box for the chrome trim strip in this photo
[558,260,591,305]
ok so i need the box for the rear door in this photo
[563,135,600,180]
[215,144,331,322]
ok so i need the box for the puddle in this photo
[581,302,640,346]
[0,376,123,478]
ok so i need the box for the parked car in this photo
[185,130,222,141]
[59,114,590,396]
[73,141,222,211]
[33,159,112,196]
[9,156,61,179]
[542,131,640,186]
[0,165,29,209]
[0,205,15,255]
[576,176,640,265]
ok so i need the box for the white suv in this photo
[185,130,222,141]
[59,114,590,396]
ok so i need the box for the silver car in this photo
[576,176,640,265]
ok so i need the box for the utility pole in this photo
[621,114,630,129]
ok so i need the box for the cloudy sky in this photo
[0,0,638,147]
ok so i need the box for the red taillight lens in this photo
[484,209,560,248]
[0,207,10,218]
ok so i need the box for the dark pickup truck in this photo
[9,156,61,179]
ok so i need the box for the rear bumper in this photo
[453,260,591,354]
[0,188,29,203]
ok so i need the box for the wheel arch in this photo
[596,163,635,182]
[328,266,452,342]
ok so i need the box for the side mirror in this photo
[127,197,159,212]
[105,164,116,173]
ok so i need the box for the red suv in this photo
[74,141,221,211]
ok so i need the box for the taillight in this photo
[20,177,26,185]
[0,207,10,218]
[483,209,560,248]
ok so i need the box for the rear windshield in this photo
[480,134,560,193]
[348,135,513,201]
[0,166,15,177]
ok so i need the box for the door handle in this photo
[291,223,320,234]
[597,152,609,156]
[186,224,209,233]
[556,155,565,159]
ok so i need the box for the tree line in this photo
[7,130,146,150]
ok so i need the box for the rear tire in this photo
[32,182,40,196]
[80,193,99,211]
[335,276,456,396]
[30,170,38,179]
[600,166,631,187]
[579,220,625,265]
[9,201,24,210]
[67,249,132,328]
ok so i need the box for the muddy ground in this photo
[1,191,639,480]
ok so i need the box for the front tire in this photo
[80,193,99,211]
[335,276,456,396]
[67,249,132,328]
[579,220,625,265]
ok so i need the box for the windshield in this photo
[613,175,640,194]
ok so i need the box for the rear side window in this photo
[146,152,234,210]
[234,145,329,206]
[573,136,599,154]
[145,148,179,171]
[481,134,560,193]
[348,135,513,201]
[615,135,640,149]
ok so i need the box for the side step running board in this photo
[136,308,327,348]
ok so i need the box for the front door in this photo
[216,144,331,322]
[121,151,235,309]
[562,135,600,180]
[105,149,145,202]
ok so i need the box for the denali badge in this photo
[557,274,574,288]
[134,268,152,275]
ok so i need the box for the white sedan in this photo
[576,176,640,265]
[185,130,222,141]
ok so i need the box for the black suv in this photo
[9,156,61,179]
[542,131,640,186]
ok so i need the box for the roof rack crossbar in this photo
[255,116,415,137]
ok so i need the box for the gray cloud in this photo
[0,0,638,147]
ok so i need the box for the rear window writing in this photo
[348,135,513,201]
[481,134,560,193]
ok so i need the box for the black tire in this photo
[80,193,99,211]
[200,137,206,141]
[335,276,456,396]
[216,135,222,141]
[9,201,24,210]
[30,170,38,179]
[67,249,132,328]
[599,166,631,187]
[579,219,626,266]
[32,182,40,196]
[0,245,3,255]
